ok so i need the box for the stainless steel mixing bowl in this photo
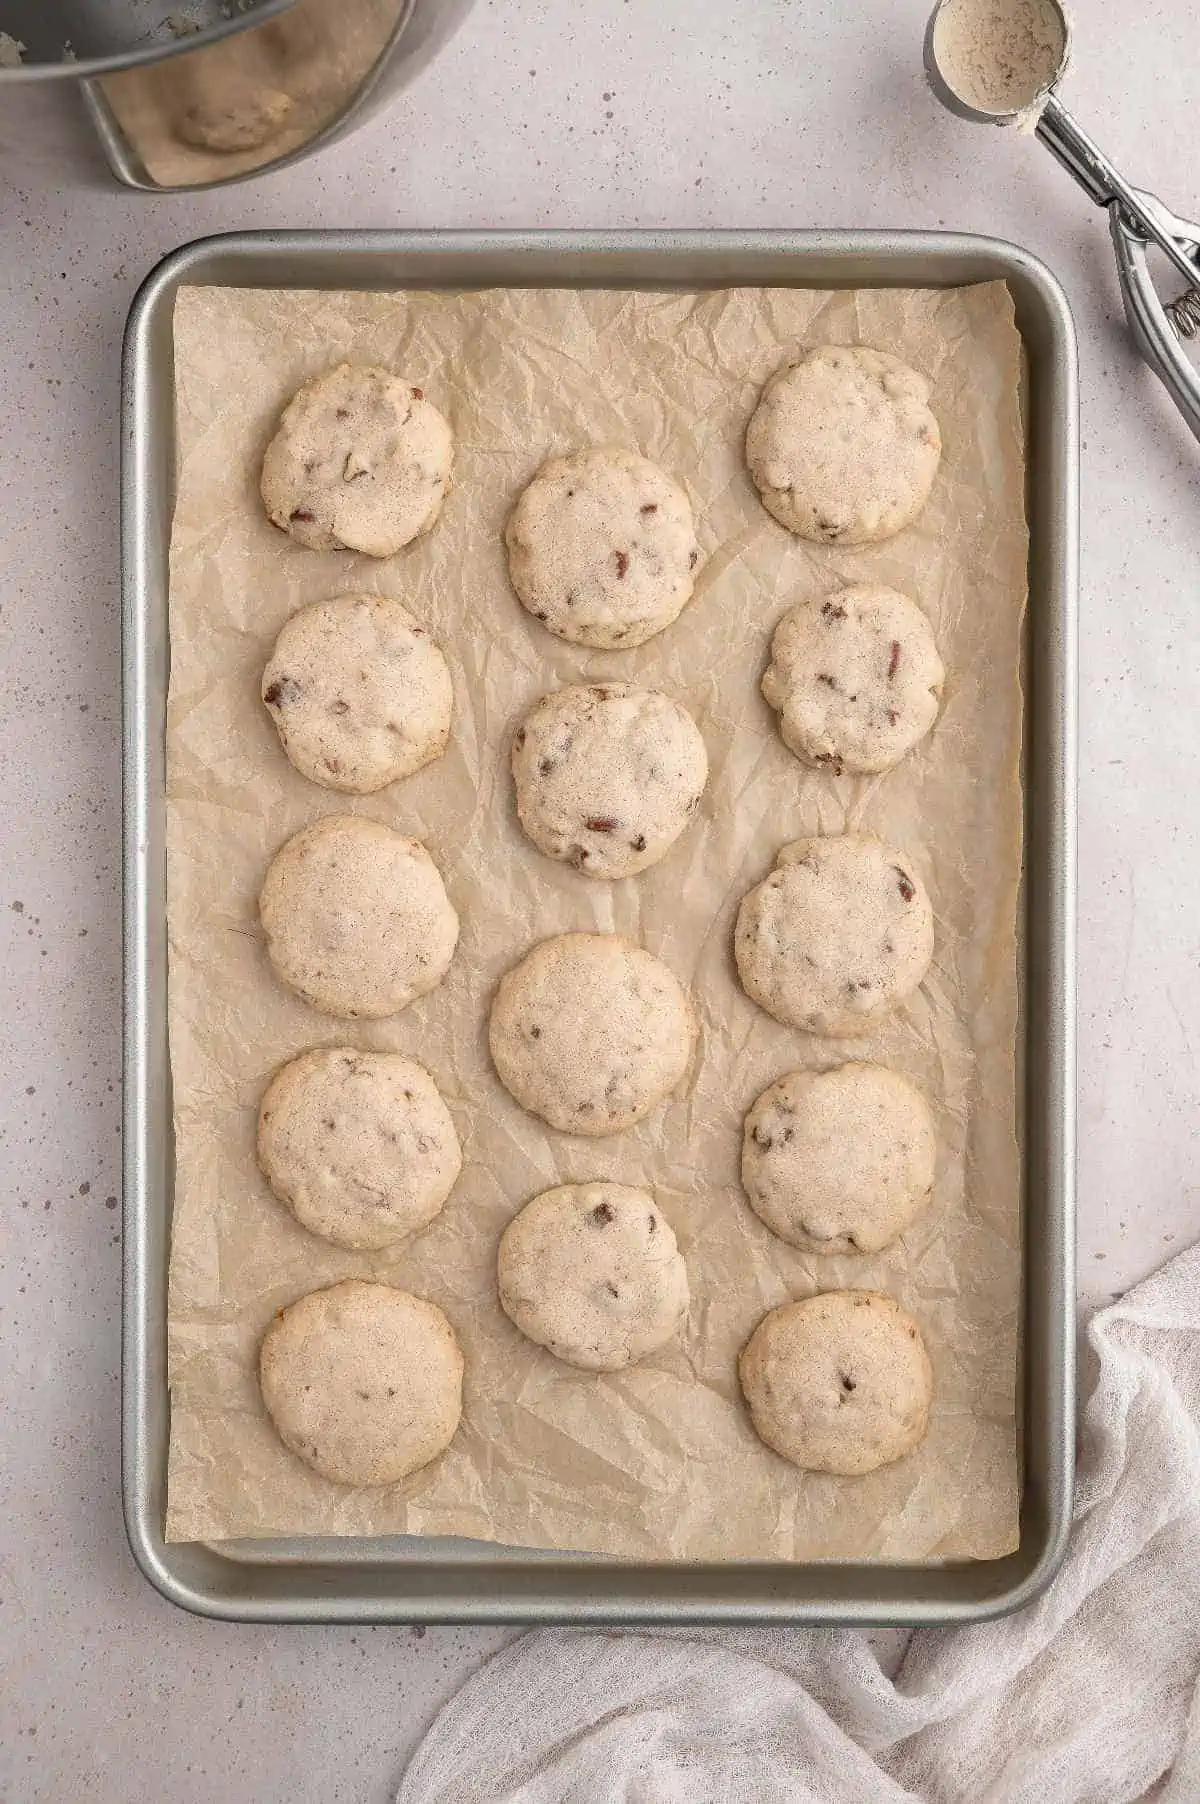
[0,0,296,80]
[0,0,475,189]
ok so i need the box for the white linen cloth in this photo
[398,1243,1200,1803]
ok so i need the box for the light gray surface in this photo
[0,0,1195,1794]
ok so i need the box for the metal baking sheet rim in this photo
[121,229,1078,1625]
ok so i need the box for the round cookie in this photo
[489,932,695,1136]
[511,684,708,879]
[741,1063,936,1254]
[177,84,293,153]
[259,816,458,1019]
[259,1280,463,1487]
[262,594,453,794]
[739,1291,933,1475]
[734,836,934,1037]
[761,586,944,775]
[257,1048,462,1251]
[261,364,453,556]
[745,345,941,545]
[497,1183,690,1371]
[504,447,702,649]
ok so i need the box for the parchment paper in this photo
[165,281,1027,1560]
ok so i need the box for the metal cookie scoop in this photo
[925,0,1200,443]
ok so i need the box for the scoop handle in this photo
[1037,94,1200,290]
[1110,198,1200,445]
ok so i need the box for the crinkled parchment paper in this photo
[165,281,1026,1560]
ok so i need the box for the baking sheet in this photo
[164,279,1026,1560]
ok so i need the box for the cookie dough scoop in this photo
[926,0,1200,444]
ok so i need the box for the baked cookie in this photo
[177,84,293,153]
[504,447,702,648]
[745,346,941,545]
[739,1291,933,1475]
[497,1182,689,1370]
[257,1048,462,1251]
[741,1063,936,1254]
[761,586,944,775]
[511,684,708,879]
[262,594,453,794]
[259,816,458,1019]
[489,932,695,1136]
[259,1280,463,1487]
[734,836,933,1037]
[261,364,453,556]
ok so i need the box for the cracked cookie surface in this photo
[259,816,458,1019]
[262,594,453,793]
[258,1048,461,1251]
[762,585,943,775]
[259,1280,463,1487]
[505,447,702,648]
[489,932,695,1136]
[746,345,940,545]
[498,1182,689,1371]
[511,683,707,879]
[739,1291,933,1474]
[261,363,453,556]
[741,1062,936,1254]
[734,835,934,1036]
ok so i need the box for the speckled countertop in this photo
[1,1,1197,1796]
